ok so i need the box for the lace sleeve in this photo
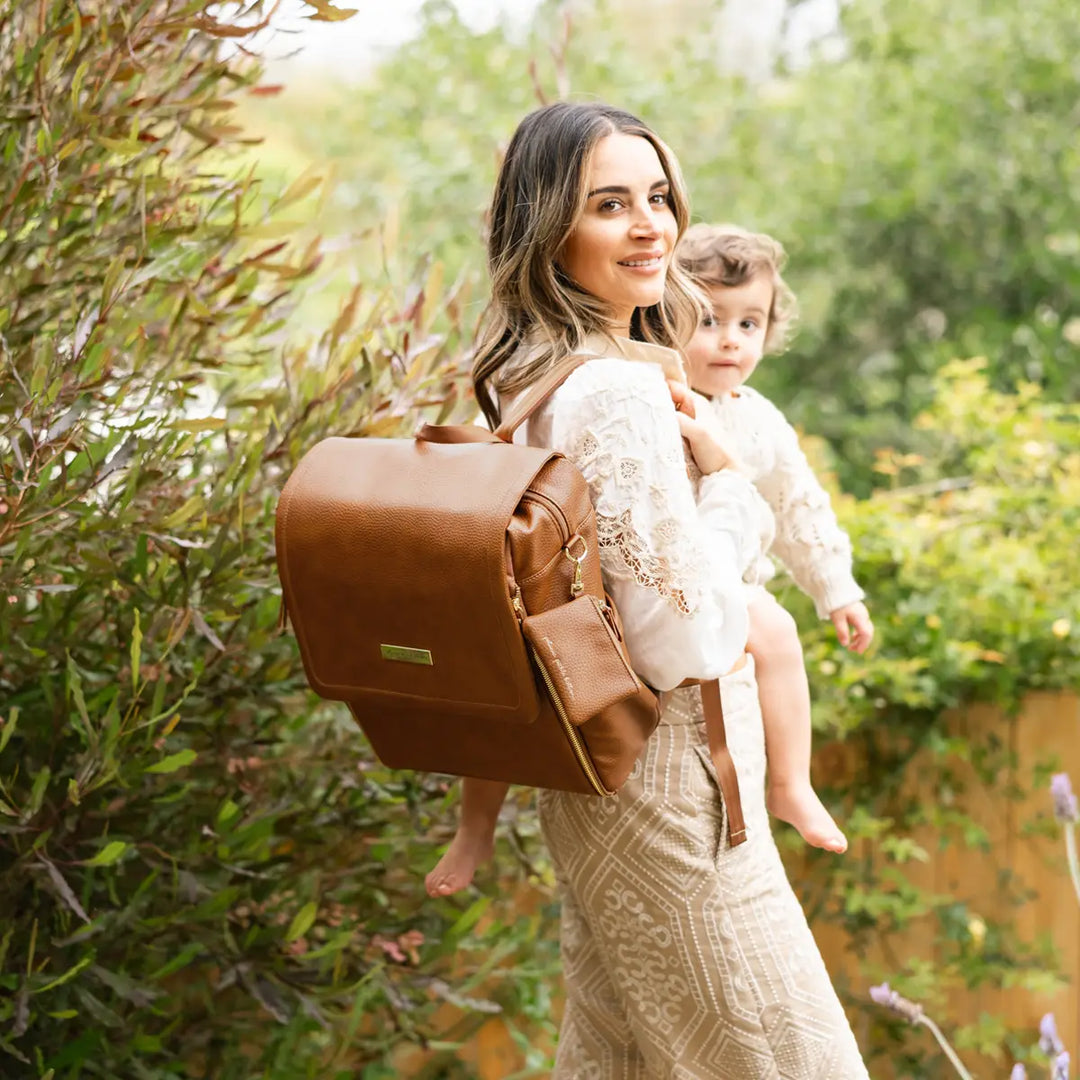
[544,358,760,691]
[747,392,865,618]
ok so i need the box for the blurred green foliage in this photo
[783,358,1080,1071]
[2,0,1078,1077]
[242,0,1079,494]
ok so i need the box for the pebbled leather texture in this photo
[522,595,641,727]
[275,359,668,795]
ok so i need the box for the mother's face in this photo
[559,132,678,335]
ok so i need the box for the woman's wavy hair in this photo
[472,102,703,428]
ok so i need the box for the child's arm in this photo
[829,601,874,653]
[742,390,870,643]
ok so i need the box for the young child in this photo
[425,226,871,897]
[677,222,873,853]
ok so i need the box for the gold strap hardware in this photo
[563,534,588,597]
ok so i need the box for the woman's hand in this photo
[666,379,739,475]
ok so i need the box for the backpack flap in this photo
[276,435,558,725]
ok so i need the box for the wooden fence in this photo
[396,689,1080,1078]
[817,688,1080,1075]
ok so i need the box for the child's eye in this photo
[740,319,758,331]
[701,314,717,328]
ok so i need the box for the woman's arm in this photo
[546,358,761,691]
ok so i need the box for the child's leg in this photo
[424,778,509,897]
[747,592,847,853]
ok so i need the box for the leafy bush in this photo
[778,359,1080,1072]
[0,3,555,1077]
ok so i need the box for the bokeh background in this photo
[1,1,1078,1077]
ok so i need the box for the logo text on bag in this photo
[380,644,434,666]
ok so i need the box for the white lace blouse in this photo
[707,386,865,619]
[514,337,766,692]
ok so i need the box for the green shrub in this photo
[778,358,1080,1071]
[0,4,556,1077]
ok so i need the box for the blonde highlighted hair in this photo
[677,223,798,353]
[472,102,704,428]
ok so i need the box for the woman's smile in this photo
[616,251,666,272]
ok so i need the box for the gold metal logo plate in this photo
[380,644,433,666]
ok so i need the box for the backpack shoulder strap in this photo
[492,355,590,443]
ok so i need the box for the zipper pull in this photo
[511,583,526,621]
[563,535,588,599]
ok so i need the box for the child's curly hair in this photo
[677,223,798,353]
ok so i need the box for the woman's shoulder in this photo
[550,354,672,417]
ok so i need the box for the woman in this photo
[467,102,871,1079]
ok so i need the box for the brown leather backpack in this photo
[274,360,662,795]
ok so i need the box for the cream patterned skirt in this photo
[538,658,870,1079]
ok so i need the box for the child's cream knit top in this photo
[707,386,865,618]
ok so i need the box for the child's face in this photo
[685,275,772,397]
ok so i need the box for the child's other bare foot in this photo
[767,781,847,853]
[424,828,495,897]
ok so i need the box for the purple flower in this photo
[1009,1066,1027,1080]
[1050,1052,1069,1080]
[869,982,923,1023]
[1051,773,1079,823]
[1040,1012,1065,1055]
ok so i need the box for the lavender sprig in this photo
[1050,774,1080,907]
[1051,773,1079,823]
[1009,1066,1026,1080]
[1050,1052,1070,1080]
[1041,1013,1066,1056]
[869,983,974,1080]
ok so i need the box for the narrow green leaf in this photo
[275,172,323,210]
[145,748,197,774]
[0,705,19,754]
[82,841,128,867]
[149,942,204,981]
[33,953,93,995]
[101,253,125,310]
[446,897,490,940]
[70,60,88,108]
[130,609,142,694]
[66,655,95,747]
[284,901,318,943]
[24,766,51,820]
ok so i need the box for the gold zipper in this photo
[521,490,571,543]
[529,643,614,797]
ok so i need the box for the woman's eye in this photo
[650,191,670,206]
[598,198,623,212]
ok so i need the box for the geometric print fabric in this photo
[538,659,871,1079]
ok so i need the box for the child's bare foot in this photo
[424,827,495,897]
[767,781,847,853]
